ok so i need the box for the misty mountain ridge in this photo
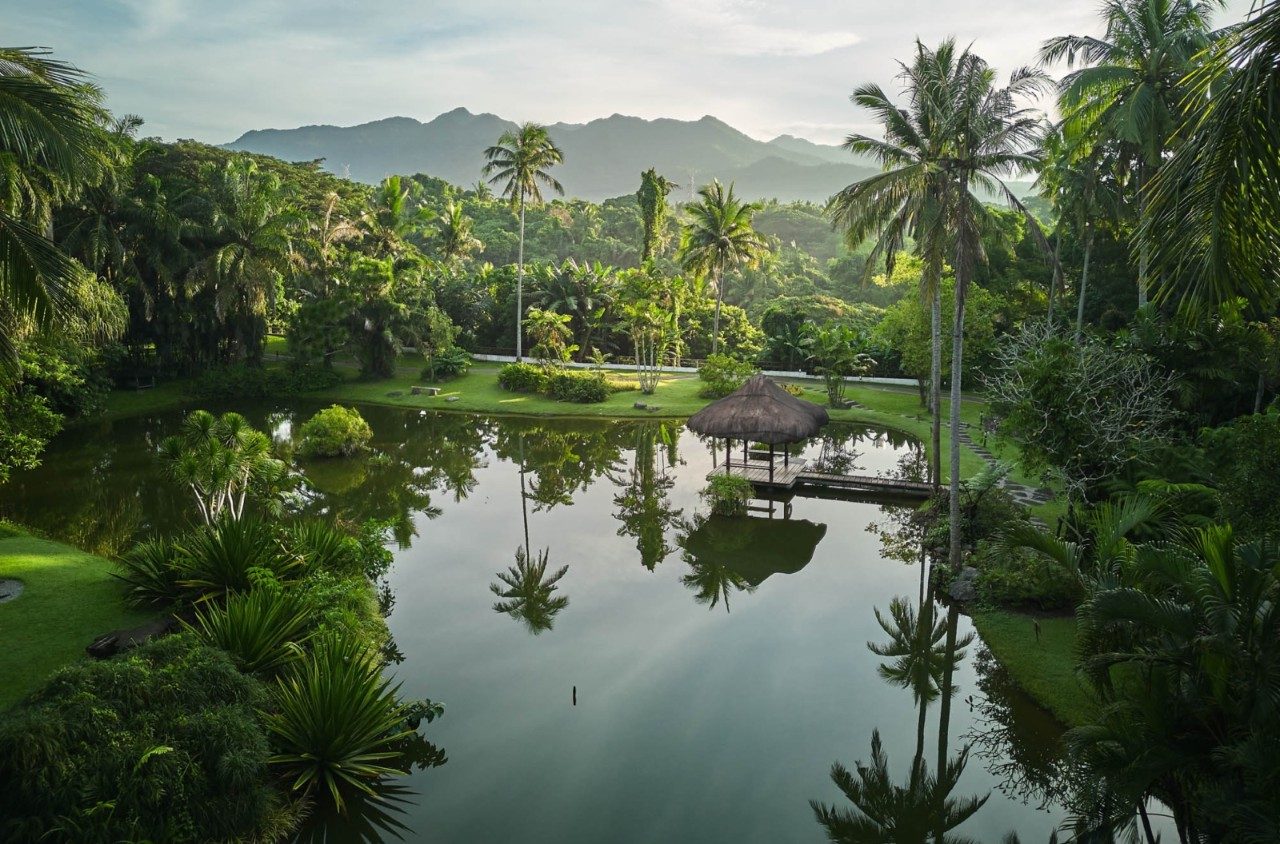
[226,107,1031,203]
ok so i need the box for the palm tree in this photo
[0,47,105,368]
[1068,525,1280,841]
[482,123,564,360]
[361,175,434,258]
[1144,1,1280,308]
[809,729,989,844]
[193,159,300,364]
[1037,128,1123,342]
[537,258,614,360]
[939,50,1049,571]
[158,410,285,524]
[489,546,570,634]
[827,40,962,493]
[677,180,767,356]
[1040,0,1226,308]
[434,197,481,264]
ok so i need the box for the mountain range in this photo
[224,108,884,203]
[226,108,1034,203]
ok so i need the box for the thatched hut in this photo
[687,375,829,484]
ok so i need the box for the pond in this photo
[0,402,1077,842]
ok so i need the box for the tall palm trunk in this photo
[935,603,960,844]
[1075,226,1093,344]
[516,192,526,360]
[948,257,971,571]
[928,261,943,494]
[711,264,724,356]
[1136,166,1149,309]
[1048,229,1062,324]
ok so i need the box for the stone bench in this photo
[410,386,442,396]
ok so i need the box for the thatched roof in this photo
[686,374,830,444]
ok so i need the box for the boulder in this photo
[87,616,179,659]
[948,566,980,603]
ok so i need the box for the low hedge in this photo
[497,362,546,393]
[546,370,609,404]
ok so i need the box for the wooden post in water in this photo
[768,443,775,484]
[725,438,732,475]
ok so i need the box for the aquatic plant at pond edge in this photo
[701,473,752,517]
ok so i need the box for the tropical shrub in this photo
[420,346,471,382]
[1200,411,1280,539]
[546,370,608,403]
[0,635,281,842]
[498,362,547,393]
[972,541,1082,610]
[298,405,373,458]
[265,635,420,812]
[701,473,753,516]
[697,354,757,398]
[189,589,313,675]
[173,517,303,602]
[115,537,183,606]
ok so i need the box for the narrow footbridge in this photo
[709,457,933,500]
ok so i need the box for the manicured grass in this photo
[0,530,153,709]
[970,608,1098,727]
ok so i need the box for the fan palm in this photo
[827,39,963,492]
[0,47,106,369]
[482,123,564,359]
[538,258,614,360]
[677,180,767,356]
[1144,1,1280,308]
[1040,0,1227,308]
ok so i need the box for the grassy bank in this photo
[0,527,152,708]
[970,608,1096,727]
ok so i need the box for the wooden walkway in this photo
[709,458,932,499]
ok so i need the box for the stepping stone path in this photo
[0,579,22,603]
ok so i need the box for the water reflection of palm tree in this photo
[490,546,570,634]
[810,729,989,843]
[679,548,752,612]
[613,424,683,571]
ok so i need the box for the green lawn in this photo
[0,530,153,709]
[970,608,1097,727]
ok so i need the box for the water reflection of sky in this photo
[0,404,1072,842]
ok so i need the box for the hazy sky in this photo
[11,0,1256,145]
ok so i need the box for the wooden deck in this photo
[709,458,932,499]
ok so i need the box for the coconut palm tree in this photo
[0,47,106,368]
[434,197,482,264]
[677,180,767,356]
[361,175,434,259]
[1144,0,1280,308]
[827,39,964,493]
[939,50,1049,571]
[1040,0,1227,308]
[1037,127,1124,342]
[482,123,564,360]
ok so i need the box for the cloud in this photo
[9,0,1257,145]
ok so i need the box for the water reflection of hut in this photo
[680,514,828,586]
[686,375,829,486]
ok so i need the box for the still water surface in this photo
[0,402,1074,842]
